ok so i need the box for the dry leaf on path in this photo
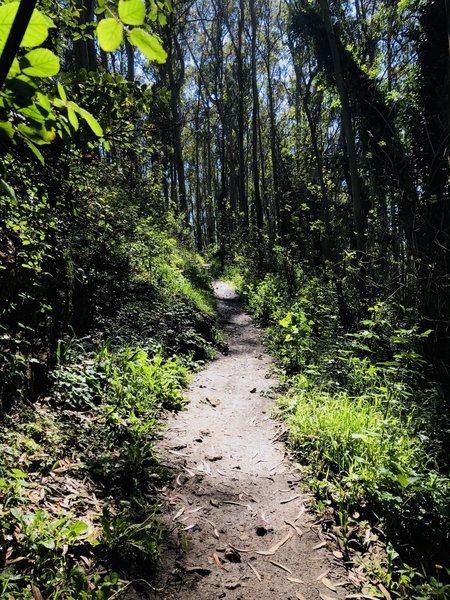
[173,506,185,520]
[314,541,327,550]
[287,577,304,584]
[322,577,337,591]
[255,531,293,555]
[187,506,204,514]
[248,561,262,581]
[285,520,303,536]
[184,523,197,531]
[212,552,227,570]
[296,593,307,600]
[270,560,293,574]
[316,569,330,580]
[280,494,301,505]
[223,500,247,507]
[294,506,306,521]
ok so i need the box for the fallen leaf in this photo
[322,578,337,591]
[269,560,293,574]
[296,593,307,600]
[5,556,27,566]
[316,569,330,580]
[255,531,293,555]
[168,449,189,457]
[214,528,220,539]
[285,520,303,536]
[184,523,197,531]
[229,543,251,552]
[212,552,227,570]
[173,506,185,521]
[378,584,392,600]
[314,541,327,550]
[248,561,262,581]
[333,550,344,559]
[287,576,304,584]
[294,506,305,521]
[31,585,43,600]
[187,506,204,514]
[280,494,301,505]
[223,500,247,507]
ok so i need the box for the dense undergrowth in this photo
[226,258,450,599]
[0,209,219,597]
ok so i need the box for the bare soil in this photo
[150,282,353,600]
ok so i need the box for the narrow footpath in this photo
[151,282,353,600]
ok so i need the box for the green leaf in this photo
[127,28,167,63]
[0,2,19,55]
[8,57,20,78]
[119,0,146,25]
[0,121,14,141]
[57,82,67,103]
[17,123,55,144]
[0,179,16,201]
[69,521,88,537]
[69,102,103,136]
[21,8,54,47]
[21,48,60,77]
[96,18,123,51]
[67,107,79,131]
[9,468,27,479]
[22,137,44,164]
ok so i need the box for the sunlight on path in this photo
[151,282,353,600]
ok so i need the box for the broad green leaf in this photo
[57,82,67,103]
[9,468,27,479]
[18,103,47,122]
[96,18,123,51]
[69,102,103,136]
[18,123,55,144]
[0,179,16,201]
[127,28,167,63]
[21,8,54,47]
[119,0,145,25]
[0,121,14,141]
[8,58,20,78]
[22,137,45,164]
[22,49,60,77]
[36,92,52,115]
[0,2,18,55]
[67,106,79,131]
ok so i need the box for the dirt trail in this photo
[152,282,352,600]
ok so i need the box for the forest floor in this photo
[146,282,356,600]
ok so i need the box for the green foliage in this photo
[0,334,194,598]
[239,264,450,596]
